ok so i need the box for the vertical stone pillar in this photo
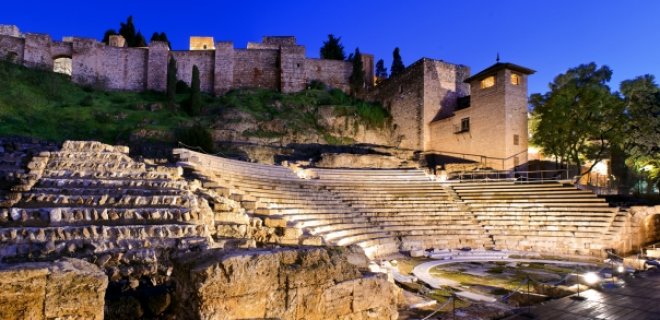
[147,41,169,92]
[279,45,306,93]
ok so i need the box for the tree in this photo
[134,31,147,47]
[166,57,178,107]
[349,48,364,95]
[620,75,660,192]
[320,34,346,60]
[530,63,624,180]
[150,32,171,49]
[375,59,387,85]
[390,47,405,77]
[187,65,202,116]
[101,15,147,47]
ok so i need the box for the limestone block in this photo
[0,258,107,320]
[264,217,288,228]
[173,247,397,320]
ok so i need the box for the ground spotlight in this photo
[583,272,601,285]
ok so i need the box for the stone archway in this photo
[53,55,72,76]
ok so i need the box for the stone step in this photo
[18,192,196,207]
[0,206,201,227]
[37,177,190,190]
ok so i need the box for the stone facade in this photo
[371,59,533,170]
[0,25,369,95]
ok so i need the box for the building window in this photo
[513,134,519,146]
[480,76,495,89]
[511,74,521,85]
[461,117,470,132]
[203,45,207,49]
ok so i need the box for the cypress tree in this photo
[189,65,202,116]
[150,32,171,49]
[390,47,405,77]
[320,34,346,60]
[349,48,365,95]
[166,57,177,107]
[134,31,147,47]
[102,29,117,45]
[118,16,137,47]
[375,59,388,85]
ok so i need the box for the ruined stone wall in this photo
[0,34,24,63]
[147,41,169,92]
[0,25,20,37]
[23,34,54,70]
[370,60,427,150]
[232,48,280,90]
[171,50,215,93]
[422,60,471,150]
[304,59,352,92]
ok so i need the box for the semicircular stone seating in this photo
[176,149,627,259]
[0,141,214,281]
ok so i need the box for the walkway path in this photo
[412,258,598,303]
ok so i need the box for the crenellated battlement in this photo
[0,24,374,95]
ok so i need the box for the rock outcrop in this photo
[173,247,401,320]
[0,258,108,320]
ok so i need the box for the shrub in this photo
[175,80,190,94]
[80,95,94,107]
[177,124,215,153]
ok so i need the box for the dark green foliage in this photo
[390,47,405,77]
[308,80,327,90]
[187,65,202,116]
[375,59,387,84]
[530,63,624,178]
[80,95,94,107]
[150,32,171,49]
[176,80,190,94]
[177,124,214,153]
[166,57,177,106]
[349,48,365,95]
[620,75,660,190]
[320,34,346,60]
[134,31,147,47]
[100,15,147,48]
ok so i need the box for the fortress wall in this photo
[232,49,279,90]
[172,50,215,93]
[71,38,148,91]
[370,60,427,150]
[423,60,470,150]
[214,42,235,94]
[23,34,54,70]
[304,59,352,92]
[0,34,24,63]
[50,41,73,59]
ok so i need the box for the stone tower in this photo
[462,62,535,169]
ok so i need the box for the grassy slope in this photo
[0,61,389,145]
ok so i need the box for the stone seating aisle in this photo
[0,141,214,281]
[449,181,621,255]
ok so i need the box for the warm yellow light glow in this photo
[511,74,521,85]
[480,76,495,89]
[592,161,608,175]
[643,164,655,172]
[616,265,625,273]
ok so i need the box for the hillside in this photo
[0,61,393,155]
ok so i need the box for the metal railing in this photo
[446,168,570,183]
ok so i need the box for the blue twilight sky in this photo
[1,1,659,96]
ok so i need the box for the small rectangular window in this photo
[513,134,519,146]
[461,118,470,132]
[511,74,521,85]
[480,76,495,89]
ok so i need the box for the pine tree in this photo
[118,16,137,47]
[166,57,178,107]
[349,48,365,95]
[320,34,346,60]
[375,59,388,85]
[188,65,202,116]
[390,47,405,77]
